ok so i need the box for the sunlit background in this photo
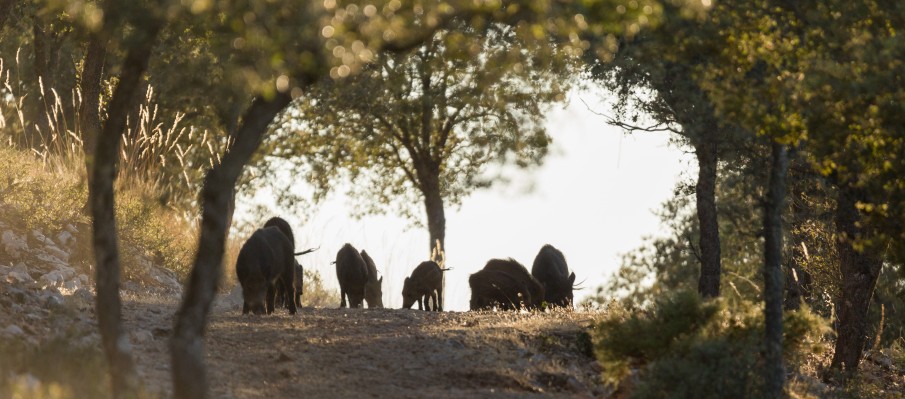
[239,87,695,310]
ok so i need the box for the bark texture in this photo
[694,140,721,298]
[763,142,789,398]
[170,92,292,399]
[830,185,884,377]
[90,16,162,399]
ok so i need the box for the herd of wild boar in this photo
[236,217,577,315]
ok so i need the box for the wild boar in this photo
[335,243,368,308]
[468,268,532,311]
[263,217,304,308]
[482,258,544,310]
[531,244,576,308]
[401,261,445,311]
[235,226,296,315]
[360,250,384,308]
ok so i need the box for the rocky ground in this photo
[126,294,606,398]
[0,219,608,398]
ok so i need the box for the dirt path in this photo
[124,294,607,398]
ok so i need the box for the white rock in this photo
[132,330,154,344]
[40,271,65,288]
[31,230,47,243]
[69,288,94,310]
[153,273,181,292]
[41,291,65,307]
[56,230,75,248]
[2,231,28,258]
[61,279,81,295]
[6,271,32,284]
[12,262,28,274]
[3,325,24,336]
[35,252,68,270]
[65,224,78,234]
[44,244,69,263]
[55,264,76,275]
[78,274,89,285]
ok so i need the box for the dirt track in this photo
[124,294,607,398]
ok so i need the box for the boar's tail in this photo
[573,277,587,290]
[294,246,320,256]
[440,267,453,272]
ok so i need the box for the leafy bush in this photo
[0,147,87,231]
[592,290,829,399]
[0,145,197,280]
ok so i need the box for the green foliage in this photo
[270,21,576,224]
[592,290,829,398]
[594,291,721,383]
[0,147,87,231]
[693,0,905,259]
[114,184,196,278]
[0,142,196,279]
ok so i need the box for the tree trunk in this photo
[763,142,789,398]
[830,185,884,377]
[694,140,721,298]
[170,92,291,399]
[80,34,107,176]
[90,16,163,399]
[420,168,446,308]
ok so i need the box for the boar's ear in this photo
[569,272,576,284]
[404,277,410,284]
[379,276,383,284]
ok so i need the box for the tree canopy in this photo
[268,21,576,253]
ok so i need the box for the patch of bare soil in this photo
[126,295,607,398]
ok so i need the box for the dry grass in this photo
[0,54,229,282]
[1,54,227,212]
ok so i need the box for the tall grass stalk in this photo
[0,54,233,278]
[0,53,227,215]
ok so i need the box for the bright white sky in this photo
[239,88,695,311]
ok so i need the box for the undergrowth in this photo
[592,290,830,399]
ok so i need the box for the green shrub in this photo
[592,290,829,399]
[115,185,196,278]
[0,145,196,280]
[0,147,87,231]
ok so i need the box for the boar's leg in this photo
[417,296,423,311]
[265,283,276,314]
[436,287,443,312]
[242,301,249,315]
[339,288,347,308]
[282,276,297,315]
